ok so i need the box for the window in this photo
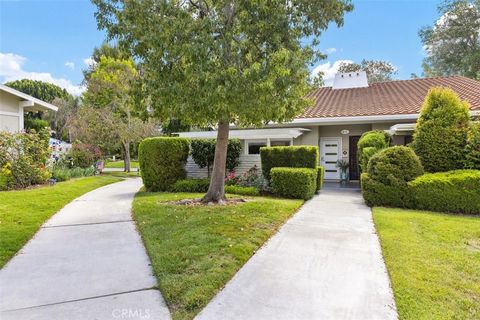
[270,140,291,147]
[247,141,267,155]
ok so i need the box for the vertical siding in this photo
[185,154,262,179]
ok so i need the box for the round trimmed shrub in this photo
[138,137,190,191]
[367,146,424,184]
[357,130,390,173]
[412,87,470,172]
[362,146,423,207]
[465,121,480,170]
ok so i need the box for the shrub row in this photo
[260,146,318,181]
[361,146,480,214]
[225,185,260,196]
[408,170,480,214]
[168,178,259,196]
[168,178,209,193]
[271,167,317,200]
[52,166,96,182]
[139,137,190,191]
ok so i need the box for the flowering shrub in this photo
[69,143,102,168]
[225,171,240,186]
[225,165,268,191]
[0,129,51,189]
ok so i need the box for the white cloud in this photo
[83,57,96,68]
[310,60,353,86]
[325,47,337,54]
[0,52,84,96]
[64,61,75,70]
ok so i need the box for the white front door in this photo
[320,137,341,180]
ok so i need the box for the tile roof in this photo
[300,76,480,118]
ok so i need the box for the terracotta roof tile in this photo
[300,76,480,118]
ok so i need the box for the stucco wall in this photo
[293,126,319,146]
[318,124,372,159]
[0,91,22,132]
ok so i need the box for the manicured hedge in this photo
[271,167,317,200]
[224,185,260,196]
[408,170,480,214]
[361,146,423,207]
[316,166,325,192]
[138,137,190,191]
[168,179,209,193]
[260,146,319,181]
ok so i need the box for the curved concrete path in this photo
[0,178,171,320]
[196,188,397,320]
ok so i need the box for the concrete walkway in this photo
[196,189,397,320]
[0,178,170,320]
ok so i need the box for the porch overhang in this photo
[176,128,310,140]
[387,123,416,135]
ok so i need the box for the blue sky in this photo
[0,0,442,95]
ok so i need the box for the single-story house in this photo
[179,71,480,181]
[0,84,58,133]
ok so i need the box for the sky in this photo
[0,0,443,95]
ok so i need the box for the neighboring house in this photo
[0,84,58,133]
[179,72,480,181]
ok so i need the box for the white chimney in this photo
[332,71,368,89]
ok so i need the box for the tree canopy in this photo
[93,0,353,201]
[82,56,155,171]
[5,79,71,102]
[419,0,480,79]
[338,59,398,83]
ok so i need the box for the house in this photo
[178,72,480,181]
[0,84,58,133]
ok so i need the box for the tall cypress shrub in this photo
[412,88,470,172]
[357,130,390,173]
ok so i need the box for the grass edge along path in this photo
[373,207,480,320]
[0,175,123,268]
[133,192,303,320]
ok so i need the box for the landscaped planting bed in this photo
[132,192,303,320]
[0,175,122,268]
[373,207,480,319]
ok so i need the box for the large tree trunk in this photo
[123,142,131,173]
[202,120,229,203]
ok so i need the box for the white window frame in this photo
[244,138,294,155]
[245,139,268,155]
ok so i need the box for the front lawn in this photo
[0,175,122,268]
[133,192,303,320]
[105,160,139,168]
[373,207,480,320]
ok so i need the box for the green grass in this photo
[133,192,303,320]
[101,171,141,178]
[105,160,139,168]
[373,207,480,320]
[0,175,123,268]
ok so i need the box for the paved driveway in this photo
[196,188,397,320]
[0,178,170,320]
